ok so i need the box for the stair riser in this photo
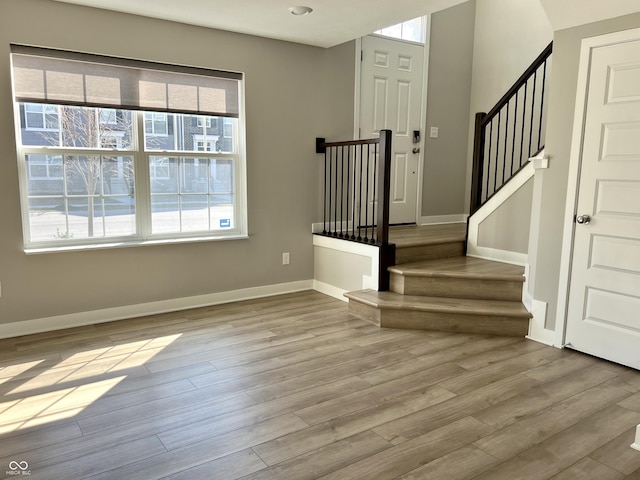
[396,241,465,264]
[390,275,523,301]
[348,300,381,326]
[349,302,528,336]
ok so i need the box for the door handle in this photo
[576,214,591,225]
[412,147,420,154]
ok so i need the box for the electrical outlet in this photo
[282,252,290,265]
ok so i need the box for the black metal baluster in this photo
[372,143,378,244]
[323,148,327,235]
[357,144,363,241]
[333,147,338,237]
[486,121,493,202]
[344,142,351,239]
[538,60,547,152]
[364,144,371,243]
[495,111,501,196]
[352,145,357,240]
[328,146,333,235]
[528,70,538,159]
[503,102,510,189]
[520,81,528,169]
[339,145,344,238]
[511,91,519,177]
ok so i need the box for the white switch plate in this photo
[430,127,439,138]
[282,252,290,265]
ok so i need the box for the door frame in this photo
[353,15,431,225]
[554,27,640,348]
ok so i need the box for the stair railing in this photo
[315,129,395,290]
[470,42,553,215]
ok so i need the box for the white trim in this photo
[0,280,313,340]
[467,249,527,267]
[467,162,535,265]
[555,27,640,348]
[415,14,431,223]
[525,151,549,326]
[311,222,352,235]
[631,425,640,452]
[312,234,380,292]
[312,280,348,302]
[419,214,467,225]
[524,296,556,346]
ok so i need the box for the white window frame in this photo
[196,116,212,128]
[144,112,169,136]
[15,104,247,252]
[27,154,63,180]
[24,103,59,131]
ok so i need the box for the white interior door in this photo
[360,35,424,225]
[565,32,640,370]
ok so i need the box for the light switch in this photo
[430,127,439,138]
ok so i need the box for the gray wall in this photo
[0,0,355,325]
[465,0,553,211]
[477,178,533,254]
[531,12,640,331]
[421,0,476,218]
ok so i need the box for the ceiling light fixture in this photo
[289,6,313,16]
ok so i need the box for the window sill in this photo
[24,233,249,255]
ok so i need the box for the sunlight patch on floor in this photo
[0,333,182,432]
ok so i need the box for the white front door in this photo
[565,30,640,370]
[360,35,424,224]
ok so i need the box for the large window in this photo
[11,45,246,250]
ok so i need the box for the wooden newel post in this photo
[470,112,486,215]
[376,129,395,291]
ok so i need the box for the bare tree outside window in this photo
[37,105,135,238]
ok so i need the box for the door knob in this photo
[576,214,591,225]
[412,147,420,154]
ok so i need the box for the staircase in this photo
[345,224,532,337]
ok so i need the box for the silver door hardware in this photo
[576,214,591,224]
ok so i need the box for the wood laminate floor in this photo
[0,291,639,479]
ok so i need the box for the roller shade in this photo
[11,45,242,118]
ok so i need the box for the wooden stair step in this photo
[390,224,466,264]
[389,256,525,301]
[345,289,531,337]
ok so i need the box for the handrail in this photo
[315,129,395,290]
[470,42,552,215]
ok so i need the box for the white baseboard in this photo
[467,247,527,266]
[312,280,348,302]
[631,425,640,452]
[0,280,314,340]
[525,296,555,347]
[419,214,467,225]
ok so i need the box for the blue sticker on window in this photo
[220,219,231,228]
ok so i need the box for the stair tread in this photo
[389,256,525,281]
[345,289,532,318]
[390,224,466,248]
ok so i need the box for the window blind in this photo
[11,45,242,118]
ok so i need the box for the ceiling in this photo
[51,0,469,48]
